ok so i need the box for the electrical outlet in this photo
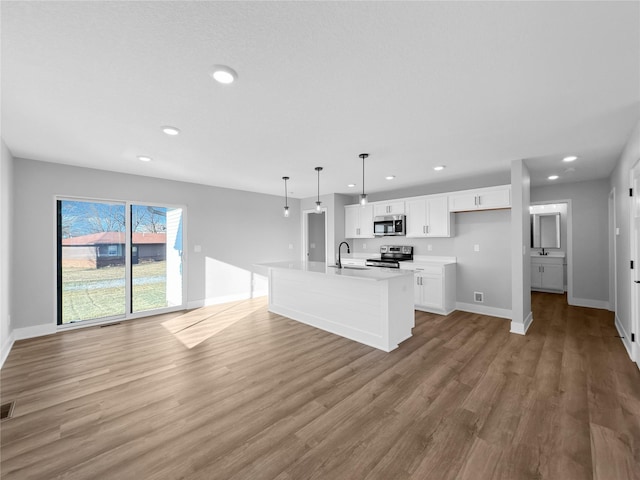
[363,243,367,249]
[474,244,480,252]
[474,291,484,303]
[289,244,294,249]
[194,245,201,253]
[427,244,433,251]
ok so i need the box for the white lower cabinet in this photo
[401,262,456,315]
[531,257,564,292]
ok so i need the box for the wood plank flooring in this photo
[1,293,639,479]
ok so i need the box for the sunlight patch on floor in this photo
[162,297,267,349]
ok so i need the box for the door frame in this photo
[54,195,188,331]
[530,200,573,302]
[609,188,617,312]
[301,207,328,263]
[630,160,640,365]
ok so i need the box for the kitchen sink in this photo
[328,265,370,270]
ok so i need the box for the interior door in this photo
[632,161,640,358]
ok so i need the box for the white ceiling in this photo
[2,1,639,198]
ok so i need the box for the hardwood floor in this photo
[1,293,639,479]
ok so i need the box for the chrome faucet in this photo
[337,241,351,268]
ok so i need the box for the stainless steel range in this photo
[365,245,413,268]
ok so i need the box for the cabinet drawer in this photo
[411,264,442,275]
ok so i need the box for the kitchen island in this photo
[259,261,415,352]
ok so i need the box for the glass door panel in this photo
[131,205,183,313]
[57,200,126,324]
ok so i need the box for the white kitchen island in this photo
[259,261,415,352]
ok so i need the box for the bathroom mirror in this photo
[531,212,560,248]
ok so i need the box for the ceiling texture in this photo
[2,1,639,198]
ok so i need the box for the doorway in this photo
[530,200,572,302]
[57,198,185,325]
[302,209,327,262]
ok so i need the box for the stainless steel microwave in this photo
[373,215,406,236]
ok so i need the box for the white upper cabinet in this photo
[448,185,511,212]
[344,204,374,238]
[373,201,405,216]
[406,195,452,237]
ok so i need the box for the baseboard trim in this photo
[614,313,633,360]
[188,291,268,310]
[14,323,57,341]
[569,297,610,310]
[455,302,512,319]
[1,331,15,369]
[510,311,534,335]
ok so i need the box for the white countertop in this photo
[259,261,414,281]
[340,254,457,266]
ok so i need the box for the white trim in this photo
[455,302,512,319]
[510,311,533,335]
[569,297,610,310]
[631,160,640,369]
[1,331,15,368]
[608,188,617,312]
[615,313,633,360]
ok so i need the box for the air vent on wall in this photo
[474,292,484,303]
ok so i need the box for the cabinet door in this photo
[413,274,423,305]
[344,206,359,238]
[406,199,427,237]
[373,201,405,216]
[531,265,542,288]
[359,204,374,237]
[477,187,510,210]
[448,192,477,212]
[541,264,563,291]
[419,274,443,309]
[425,196,450,236]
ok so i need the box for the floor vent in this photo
[1,401,15,421]
[100,322,122,328]
[474,292,484,303]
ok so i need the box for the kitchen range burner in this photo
[365,245,413,268]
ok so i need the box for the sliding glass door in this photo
[130,204,183,313]
[57,198,184,325]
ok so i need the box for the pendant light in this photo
[359,153,369,206]
[282,176,290,218]
[315,167,323,213]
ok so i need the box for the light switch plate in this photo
[194,245,202,253]
[474,244,480,252]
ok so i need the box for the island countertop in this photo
[258,260,414,281]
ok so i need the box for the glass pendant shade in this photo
[315,167,323,213]
[359,153,369,207]
[282,176,290,218]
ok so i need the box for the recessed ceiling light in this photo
[211,65,238,84]
[385,176,395,180]
[548,175,559,180]
[161,126,180,136]
[137,155,152,162]
[562,155,578,162]
[347,183,356,188]
[434,165,446,171]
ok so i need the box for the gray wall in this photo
[11,159,301,330]
[350,204,512,312]
[609,120,640,349]
[531,179,610,304]
[1,141,14,364]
